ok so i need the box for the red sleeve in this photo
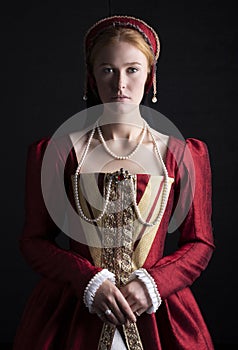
[147,138,215,299]
[19,138,102,300]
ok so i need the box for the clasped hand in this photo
[92,278,152,326]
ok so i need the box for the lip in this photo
[111,95,130,101]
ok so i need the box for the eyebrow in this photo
[98,62,142,67]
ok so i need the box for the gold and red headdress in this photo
[84,15,160,104]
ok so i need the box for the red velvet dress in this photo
[13,135,215,350]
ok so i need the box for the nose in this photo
[115,71,126,92]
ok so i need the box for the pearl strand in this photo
[127,123,169,227]
[73,119,170,227]
[131,124,169,227]
[73,124,113,223]
[96,120,147,160]
[73,174,113,223]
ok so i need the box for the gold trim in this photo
[85,15,160,59]
[72,172,174,349]
[98,174,144,349]
[123,323,144,350]
[97,323,116,350]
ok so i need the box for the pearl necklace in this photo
[96,120,147,160]
[133,124,169,227]
[73,120,169,227]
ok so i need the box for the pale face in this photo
[93,41,149,106]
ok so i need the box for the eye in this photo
[127,67,139,73]
[103,67,114,73]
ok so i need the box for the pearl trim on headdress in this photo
[84,15,160,60]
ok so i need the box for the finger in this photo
[128,302,138,313]
[120,281,152,311]
[96,308,115,324]
[123,295,137,308]
[94,282,136,323]
[116,294,137,323]
[96,304,125,326]
[103,287,136,323]
[129,301,147,314]
[97,312,115,326]
[121,291,145,310]
[97,298,127,325]
[120,285,130,298]
[105,309,121,326]
[134,309,145,319]
[110,302,126,325]
[128,303,145,318]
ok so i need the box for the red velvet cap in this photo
[85,15,160,61]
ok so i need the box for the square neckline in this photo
[67,131,174,177]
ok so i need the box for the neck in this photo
[98,103,144,141]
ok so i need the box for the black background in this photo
[1,0,237,348]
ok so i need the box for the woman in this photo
[14,16,215,349]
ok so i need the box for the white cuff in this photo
[83,269,115,313]
[130,268,162,314]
